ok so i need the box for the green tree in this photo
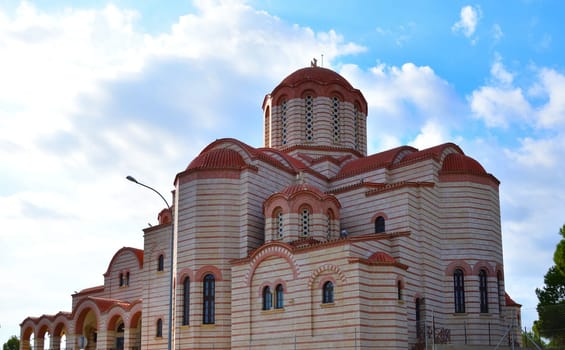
[522,327,546,348]
[535,265,565,346]
[2,335,19,350]
[554,224,565,275]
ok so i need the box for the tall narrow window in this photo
[415,298,422,338]
[479,269,489,313]
[157,254,164,271]
[275,284,284,309]
[375,216,385,233]
[332,97,340,142]
[326,212,332,239]
[183,277,190,325]
[497,271,503,313]
[119,273,124,287]
[322,281,334,304]
[301,208,310,236]
[203,274,215,324]
[305,95,313,141]
[454,269,465,313]
[264,106,271,147]
[156,319,163,337]
[276,210,284,239]
[262,286,272,310]
[353,106,360,150]
[397,280,403,300]
[281,100,288,145]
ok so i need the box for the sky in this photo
[1,0,564,344]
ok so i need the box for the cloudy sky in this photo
[1,0,564,344]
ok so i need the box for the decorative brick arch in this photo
[329,91,345,102]
[444,260,473,276]
[472,260,496,276]
[195,265,223,281]
[106,308,127,331]
[129,309,143,329]
[21,318,36,340]
[308,264,346,289]
[371,212,389,222]
[257,281,273,298]
[245,243,299,286]
[36,321,51,339]
[496,263,505,280]
[178,267,195,283]
[52,314,71,338]
[74,300,102,334]
[300,89,318,99]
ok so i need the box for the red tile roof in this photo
[187,148,247,171]
[441,153,486,175]
[103,247,144,277]
[336,145,417,178]
[279,66,354,89]
[368,251,397,264]
[505,292,522,307]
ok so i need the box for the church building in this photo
[20,65,521,349]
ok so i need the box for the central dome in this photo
[263,66,369,156]
[279,67,354,89]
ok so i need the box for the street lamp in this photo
[126,175,175,350]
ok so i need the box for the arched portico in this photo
[75,307,99,350]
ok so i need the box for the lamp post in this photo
[126,175,175,350]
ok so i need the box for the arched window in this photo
[479,269,489,313]
[353,106,360,150]
[262,286,272,310]
[276,209,284,239]
[322,281,334,304]
[281,100,288,145]
[305,95,314,141]
[275,284,284,309]
[157,254,164,271]
[415,298,423,338]
[332,96,340,142]
[375,216,385,233]
[203,274,215,324]
[301,207,310,236]
[326,210,334,239]
[183,277,190,325]
[125,272,130,286]
[454,269,465,313]
[156,319,163,337]
[497,271,503,312]
[119,273,124,287]
[264,105,271,147]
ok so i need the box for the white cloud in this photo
[452,5,481,39]
[492,23,504,42]
[505,137,563,168]
[536,68,565,127]
[409,120,451,150]
[469,86,531,127]
[490,54,514,85]
[0,1,367,342]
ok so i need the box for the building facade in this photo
[21,66,521,349]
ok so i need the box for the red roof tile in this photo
[187,148,247,171]
[336,145,417,178]
[441,153,486,175]
[368,251,397,264]
[279,67,354,89]
[505,292,522,307]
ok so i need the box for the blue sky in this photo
[1,0,564,344]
